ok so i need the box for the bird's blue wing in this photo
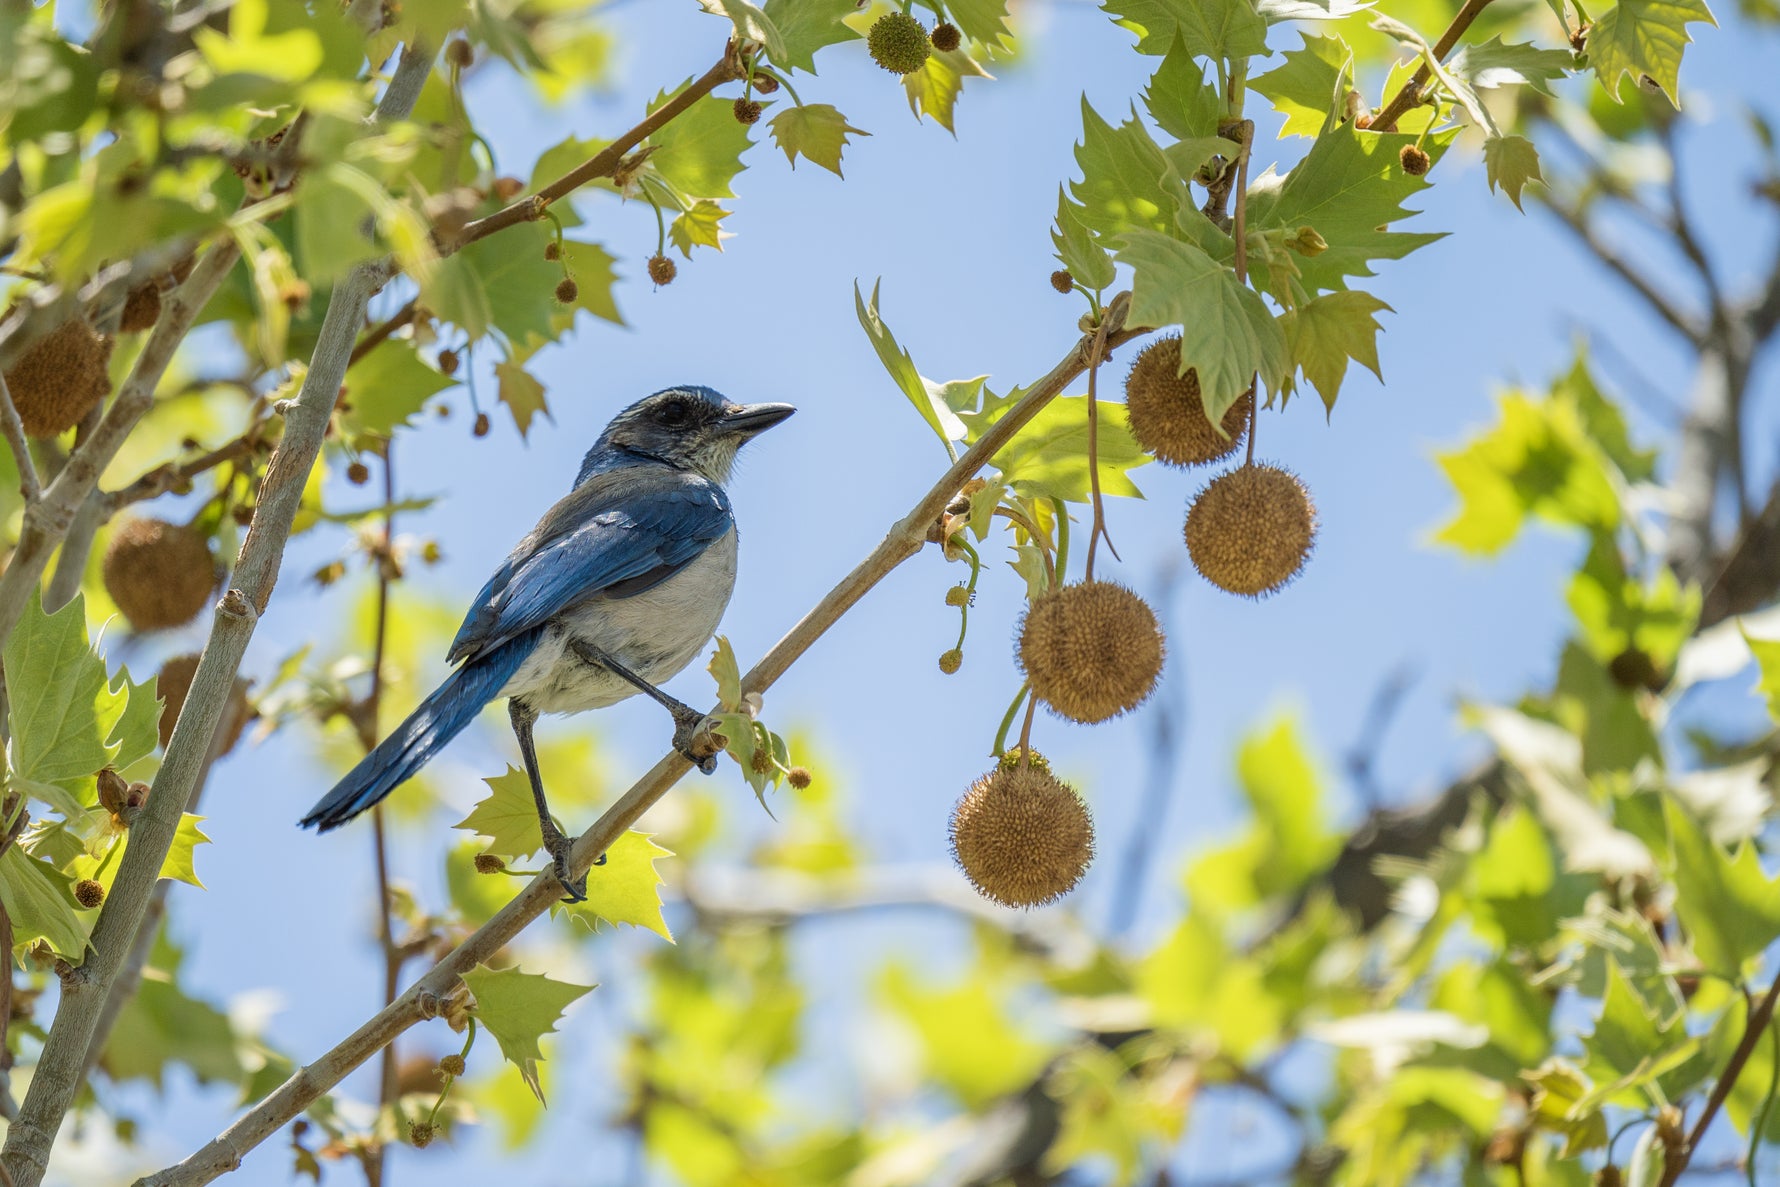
[447,472,733,666]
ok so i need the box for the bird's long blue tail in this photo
[301,632,540,832]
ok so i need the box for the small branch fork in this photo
[134,292,1146,1187]
[1370,0,1497,133]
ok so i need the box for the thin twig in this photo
[348,298,419,367]
[100,432,264,514]
[1370,0,1497,132]
[135,292,1144,1187]
[0,373,40,503]
[367,446,400,1187]
[1657,976,1780,1187]
[1083,314,1115,581]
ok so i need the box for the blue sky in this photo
[60,1,1780,1183]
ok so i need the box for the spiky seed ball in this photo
[787,766,812,790]
[156,653,253,754]
[554,277,579,304]
[930,21,962,51]
[103,518,217,631]
[868,11,931,75]
[1050,269,1074,295]
[438,348,459,376]
[3,318,115,437]
[1124,336,1250,468]
[949,763,1095,908]
[445,38,473,68]
[945,585,971,607]
[543,240,561,262]
[1400,144,1431,176]
[75,880,105,909]
[939,649,963,674]
[346,460,371,485]
[749,746,774,774]
[1184,463,1317,597]
[120,283,162,332]
[409,1122,435,1149]
[473,853,505,874]
[1018,581,1165,724]
[733,97,762,125]
[472,412,491,438]
[752,72,780,94]
[438,1054,466,1077]
[647,254,677,286]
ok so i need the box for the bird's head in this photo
[580,386,795,485]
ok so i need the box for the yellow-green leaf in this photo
[463,963,595,1103]
[1589,0,1715,103]
[559,830,675,941]
[453,767,546,859]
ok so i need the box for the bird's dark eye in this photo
[655,399,692,427]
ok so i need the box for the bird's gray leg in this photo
[566,640,724,774]
[508,698,588,903]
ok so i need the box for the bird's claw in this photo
[672,710,726,775]
[551,845,588,903]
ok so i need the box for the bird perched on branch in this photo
[301,386,794,900]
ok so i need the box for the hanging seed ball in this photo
[733,97,762,125]
[1124,336,1249,468]
[868,11,931,75]
[102,518,217,631]
[75,879,106,909]
[156,653,254,754]
[945,585,971,607]
[930,21,962,51]
[787,766,812,790]
[752,72,780,95]
[120,283,162,332]
[438,1054,466,1077]
[408,1122,435,1149]
[1185,463,1317,597]
[2,318,115,438]
[472,412,491,437]
[1400,144,1431,176]
[542,240,561,262]
[949,761,1095,908]
[437,347,460,376]
[938,648,963,674]
[1608,646,1667,693]
[554,277,579,304]
[346,460,371,485]
[647,254,677,286]
[474,853,505,874]
[1049,269,1075,295]
[445,38,474,68]
[1018,581,1165,724]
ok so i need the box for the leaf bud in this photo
[493,176,524,201]
[752,72,780,94]
[97,768,130,816]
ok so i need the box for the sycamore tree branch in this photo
[0,373,39,503]
[1370,0,1496,132]
[1658,975,1780,1187]
[1539,192,1703,344]
[134,292,1143,1187]
[0,39,436,1187]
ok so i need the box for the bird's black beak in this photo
[720,402,796,437]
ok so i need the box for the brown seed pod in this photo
[868,11,931,75]
[120,283,162,332]
[647,254,677,286]
[156,652,254,754]
[1184,463,1317,597]
[438,1054,467,1077]
[930,21,962,51]
[787,766,811,790]
[1608,647,1667,693]
[554,277,579,304]
[1400,144,1431,176]
[346,460,371,485]
[733,97,762,125]
[473,853,505,874]
[1124,336,1249,468]
[3,318,115,437]
[543,240,561,262]
[438,348,460,376]
[492,176,524,201]
[473,412,491,437]
[949,761,1095,908]
[408,1122,435,1149]
[75,879,106,909]
[1050,269,1075,295]
[1017,581,1165,724]
[752,72,780,95]
[445,38,474,68]
[102,518,217,631]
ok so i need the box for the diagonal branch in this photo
[0,372,40,503]
[134,293,1145,1187]
[1539,193,1703,344]
[1370,0,1496,132]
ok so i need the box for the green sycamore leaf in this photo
[1245,123,1448,299]
[1252,33,1354,138]
[1449,35,1572,94]
[1070,100,1180,238]
[5,592,156,815]
[1581,961,1702,1102]
[1051,190,1116,292]
[1103,0,1270,58]
[992,397,1150,503]
[462,964,595,1103]
[1256,0,1373,18]
[762,0,860,73]
[1664,796,1780,975]
[696,0,787,60]
[1143,37,1223,140]
[881,962,1048,1109]
[707,636,744,711]
[495,360,549,439]
[559,830,675,941]
[1278,290,1390,411]
[1484,134,1544,212]
[767,104,868,177]
[647,92,755,200]
[0,845,87,959]
[1588,0,1715,102]
[670,198,731,256]
[1568,535,1698,670]
[450,224,581,344]
[1116,229,1291,420]
[711,712,790,808]
[902,46,992,134]
[342,341,455,442]
[1527,1060,1610,1158]
[1552,349,1656,482]
[420,252,494,341]
[853,281,969,449]
[945,0,1015,51]
[454,767,546,859]
[78,815,213,890]
[1749,631,1780,723]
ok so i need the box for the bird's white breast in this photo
[499,528,739,715]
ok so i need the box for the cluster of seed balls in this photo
[947,334,1317,909]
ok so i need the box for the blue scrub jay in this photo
[301,385,794,900]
